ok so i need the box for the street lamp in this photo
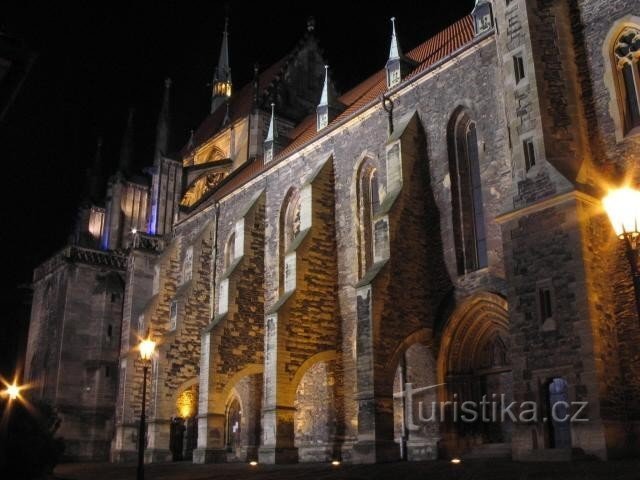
[2,381,22,401]
[603,187,640,321]
[137,336,156,480]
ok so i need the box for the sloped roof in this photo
[187,15,478,213]
[278,15,475,158]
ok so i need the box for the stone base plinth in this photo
[258,446,298,464]
[351,440,400,464]
[144,448,172,463]
[192,448,228,464]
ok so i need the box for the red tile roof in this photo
[189,15,477,212]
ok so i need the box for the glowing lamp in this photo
[131,228,138,235]
[603,187,640,239]
[249,461,258,466]
[5,382,20,400]
[139,337,156,361]
[331,460,340,466]
[451,457,462,464]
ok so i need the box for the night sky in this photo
[0,1,474,379]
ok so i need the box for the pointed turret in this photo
[316,65,343,131]
[264,103,277,163]
[118,107,134,175]
[388,16,401,61]
[472,0,494,35]
[211,18,232,114]
[385,17,416,89]
[155,77,172,164]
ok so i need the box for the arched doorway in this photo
[170,382,198,461]
[437,292,512,457]
[225,397,242,458]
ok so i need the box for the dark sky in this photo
[0,1,474,379]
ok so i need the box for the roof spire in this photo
[319,65,329,107]
[211,17,232,113]
[155,77,171,163]
[264,102,277,163]
[388,17,402,61]
[266,102,276,142]
[118,107,134,175]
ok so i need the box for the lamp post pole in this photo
[136,336,156,480]
[137,363,149,480]
[621,231,640,323]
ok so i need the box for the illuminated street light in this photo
[3,382,21,401]
[603,187,640,321]
[139,337,156,361]
[137,336,156,480]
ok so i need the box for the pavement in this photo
[53,458,640,480]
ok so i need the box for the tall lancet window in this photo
[356,161,380,278]
[613,27,640,134]
[448,109,487,275]
[279,189,301,293]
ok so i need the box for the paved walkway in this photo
[54,459,640,480]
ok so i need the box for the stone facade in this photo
[26,0,640,465]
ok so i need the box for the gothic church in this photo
[25,0,640,464]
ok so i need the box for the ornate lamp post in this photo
[137,336,156,480]
[603,187,640,321]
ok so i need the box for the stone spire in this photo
[319,65,329,107]
[264,103,277,163]
[265,103,276,143]
[385,17,415,89]
[317,65,330,131]
[118,107,134,175]
[316,65,343,132]
[155,77,172,164]
[388,17,402,61]
[211,17,232,114]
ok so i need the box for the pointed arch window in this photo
[613,27,640,134]
[448,110,487,275]
[279,189,301,293]
[356,161,380,278]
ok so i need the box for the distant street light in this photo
[137,336,156,480]
[603,187,640,321]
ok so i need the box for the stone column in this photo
[193,330,228,463]
[351,284,399,463]
[258,313,298,464]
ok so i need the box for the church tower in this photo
[210,18,232,114]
